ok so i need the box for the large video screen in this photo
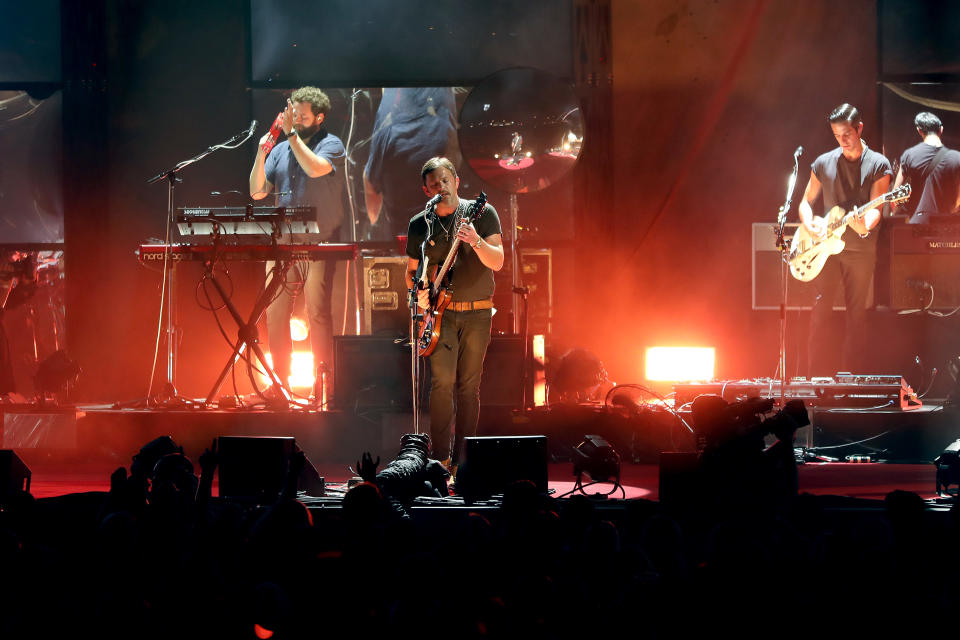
[880,0,960,77]
[0,1,61,83]
[249,0,573,87]
[250,86,575,245]
[0,90,63,243]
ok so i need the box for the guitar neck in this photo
[432,237,462,293]
[829,194,888,233]
[429,193,487,295]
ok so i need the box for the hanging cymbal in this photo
[458,67,583,194]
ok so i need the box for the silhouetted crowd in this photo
[0,429,956,639]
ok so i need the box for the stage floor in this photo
[1,401,947,503]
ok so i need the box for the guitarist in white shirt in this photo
[797,103,892,376]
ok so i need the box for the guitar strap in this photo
[920,145,949,186]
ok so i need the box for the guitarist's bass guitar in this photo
[416,192,487,357]
[788,184,911,282]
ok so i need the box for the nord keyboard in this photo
[176,205,317,235]
[137,242,358,263]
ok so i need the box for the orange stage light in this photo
[258,351,316,391]
[645,347,715,381]
[532,334,546,406]
[289,317,308,342]
[289,351,316,389]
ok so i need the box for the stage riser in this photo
[2,403,955,467]
[2,410,412,467]
[810,408,958,463]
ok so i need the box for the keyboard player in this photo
[249,87,346,397]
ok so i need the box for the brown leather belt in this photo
[448,298,494,312]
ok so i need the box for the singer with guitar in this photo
[404,157,503,480]
[798,103,892,376]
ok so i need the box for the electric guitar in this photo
[788,184,911,282]
[416,192,487,357]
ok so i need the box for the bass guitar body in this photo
[417,288,452,357]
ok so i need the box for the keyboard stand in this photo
[202,257,292,406]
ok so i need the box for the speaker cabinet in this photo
[890,254,960,309]
[333,335,526,409]
[459,435,548,499]
[217,436,323,502]
[889,222,960,309]
[333,337,413,409]
[0,450,31,496]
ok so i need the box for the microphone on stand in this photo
[794,146,804,158]
[425,193,443,219]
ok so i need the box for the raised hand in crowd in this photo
[356,452,381,484]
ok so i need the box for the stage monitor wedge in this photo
[0,450,32,498]
[458,435,548,500]
[217,436,324,503]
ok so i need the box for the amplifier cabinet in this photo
[890,224,960,310]
[361,256,410,336]
[333,335,525,410]
[751,223,849,310]
[752,222,818,310]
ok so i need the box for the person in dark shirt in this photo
[798,103,892,375]
[405,157,503,478]
[893,111,960,223]
[249,87,346,396]
[363,88,459,241]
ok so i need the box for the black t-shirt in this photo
[898,141,960,221]
[405,198,502,302]
[811,145,892,251]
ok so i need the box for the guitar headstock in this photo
[886,183,911,205]
[469,192,487,221]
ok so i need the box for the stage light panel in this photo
[645,346,715,381]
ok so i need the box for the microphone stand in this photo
[410,201,438,435]
[773,149,802,408]
[144,125,255,406]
